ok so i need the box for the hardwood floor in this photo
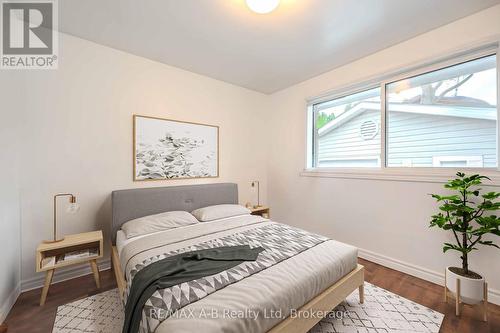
[4,259,500,332]
[5,269,116,333]
[359,258,500,333]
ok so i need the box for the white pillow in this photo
[191,204,251,222]
[121,211,198,239]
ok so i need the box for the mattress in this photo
[118,215,358,333]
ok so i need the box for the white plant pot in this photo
[446,266,485,304]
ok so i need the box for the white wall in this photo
[0,72,23,321]
[267,5,500,304]
[0,32,269,288]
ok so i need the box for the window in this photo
[308,50,498,171]
[386,55,497,168]
[312,88,381,168]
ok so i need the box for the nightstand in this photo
[250,206,270,218]
[36,230,103,305]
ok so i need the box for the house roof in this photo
[317,101,496,137]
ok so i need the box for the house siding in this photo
[317,109,497,167]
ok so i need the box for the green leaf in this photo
[443,242,466,253]
[480,201,500,211]
[478,240,500,250]
[482,192,500,200]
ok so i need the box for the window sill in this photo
[300,168,500,186]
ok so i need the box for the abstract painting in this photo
[134,115,218,180]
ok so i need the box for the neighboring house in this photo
[317,101,497,168]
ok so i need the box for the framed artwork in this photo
[133,115,219,180]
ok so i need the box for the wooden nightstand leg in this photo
[40,269,54,306]
[358,283,364,304]
[90,260,100,289]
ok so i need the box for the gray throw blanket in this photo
[123,245,265,333]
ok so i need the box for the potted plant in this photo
[430,172,500,304]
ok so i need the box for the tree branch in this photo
[445,207,462,247]
[467,199,486,223]
[433,81,443,92]
[468,235,482,250]
[438,74,473,99]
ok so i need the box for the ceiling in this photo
[58,0,500,94]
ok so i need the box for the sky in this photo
[319,66,497,121]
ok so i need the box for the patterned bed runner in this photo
[126,222,329,333]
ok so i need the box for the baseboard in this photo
[21,258,111,292]
[16,249,500,306]
[358,247,500,306]
[0,281,21,323]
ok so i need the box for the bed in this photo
[111,183,364,333]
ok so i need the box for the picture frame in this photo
[133,115,219,181]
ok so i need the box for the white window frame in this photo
[303,40,500,184]
[317,156,381,168]
[432,156,484,168]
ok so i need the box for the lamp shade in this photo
[45,193,80,243]
[66,202,80,213]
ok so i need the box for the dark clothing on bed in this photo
[123,245,265,333]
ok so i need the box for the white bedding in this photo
[117,229,164,255]
[116,214,255,255]
[118,215,358,333]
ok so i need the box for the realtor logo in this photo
[1,0,58,69]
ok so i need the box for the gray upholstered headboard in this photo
[111,183,238,244]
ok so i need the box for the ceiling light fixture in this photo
[246,0,280,14]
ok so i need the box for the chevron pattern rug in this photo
[52,282,444,333]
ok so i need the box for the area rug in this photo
[52,282,444,333]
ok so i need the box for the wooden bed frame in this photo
[112,245,364,333]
